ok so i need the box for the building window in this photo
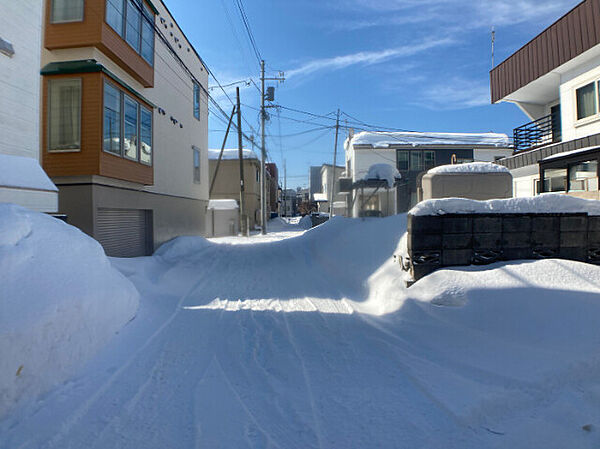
[140,3,154,65]
[193,147,201,183]
[48,78,81,151]
[576,82,597,120]
[125,0,141,51]
[423,150,435,169]
[124,95,139,160]
[140,106,152,165]
[543,168,567,192]
[103,82,121,155]
[106,0,124,34]
[410,151,422,171]
[106,0,154,66]
[51,0,84,23]
[568,160,598,191]
[103,81,152,164]
[193,83,200,120]
[397,150,409,171]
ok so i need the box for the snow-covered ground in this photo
[2,212,600,448]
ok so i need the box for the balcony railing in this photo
[513,112,561,153]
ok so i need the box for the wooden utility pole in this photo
[236,87,247,236]
[209,106,236,196]
[329,109,340,217]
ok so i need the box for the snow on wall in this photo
[0,204,139,419]
[349,131,511,148]
[363,163,401,188]
[208,199,239,210]
[208,148,258,160]
[427,162,509,175]
[0,153,57,192]
[411,193,600,216]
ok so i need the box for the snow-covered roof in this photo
[427,162,510,175]
[541,146,600,161]
[208,199,239,210]
[208,148,258,160]
[313,193,328,202]
[0,154,57,192]
[410,193,600,216]
[361,163,401,188]
[348,131,511,149]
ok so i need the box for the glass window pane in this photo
[51,0,84,23]
[193,84,200,120]
[576,82,596,120]
[424,150,435,168]
[410,151,422,171]
[106,0,124,35]
[103,82,121,155]
[141,14,154,65]
[543,168,567,192]
[48,79,81,151]
[569,160,598,191]
[193,148,200,183]
[140,106,152,164]
[125,0,141,51]
[124,96,138,160]
[397,150,408,171]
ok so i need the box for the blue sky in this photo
[165,0,580,188]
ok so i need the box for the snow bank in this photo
[298,215,313,229]
[411,193,600,216]
[0,154,57,191]
[0,204,139,419]
[427,161,509,175]
[363,163,401,188]
[207,199,238,210]
[207,148,258,160]
[349,131,510,148]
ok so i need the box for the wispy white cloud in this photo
[414,77,491,110]
[286,38,453,80]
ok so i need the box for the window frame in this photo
[105,0,155,66]
[193,146,201,184]
[397,150,409,171]
[102,80,153,166]
[51,0,85,24]
[193,83,200,120]
[47,78,82,153]
[575,81,597,121]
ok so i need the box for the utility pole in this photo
[283,159,287,217]
[209,106,236,196]
[260,60,285,234]
[329,109,340,217]
[491,26,496,69]
[236,87,247,236]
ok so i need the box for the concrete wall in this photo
[206,208,239,237]
[422,172,513,201]
[57,182,206,251]
[320,165,345,204]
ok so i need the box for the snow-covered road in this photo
[3,216,600,448]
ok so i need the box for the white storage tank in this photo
[206,199,239,237]
[421,162,513,201]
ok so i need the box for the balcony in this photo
[513,112,561,153]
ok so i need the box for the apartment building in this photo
[344,131,513,216]
[0,0,58,213]
[40,0,209,256]
[491,0,600,200]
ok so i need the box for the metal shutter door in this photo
[96,208,150,257]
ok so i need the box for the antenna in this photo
[491,26,496,69]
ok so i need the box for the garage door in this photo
[96,208,153,257]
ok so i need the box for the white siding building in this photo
[0,0,58,212]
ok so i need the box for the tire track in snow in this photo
[45,272,216,448]
[278,300,325,449]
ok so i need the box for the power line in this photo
[233,0,262,64]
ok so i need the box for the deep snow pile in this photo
[2,213,600,448]
[428,161,509,174]
[411,193,600,216]
[0,204,139,419]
